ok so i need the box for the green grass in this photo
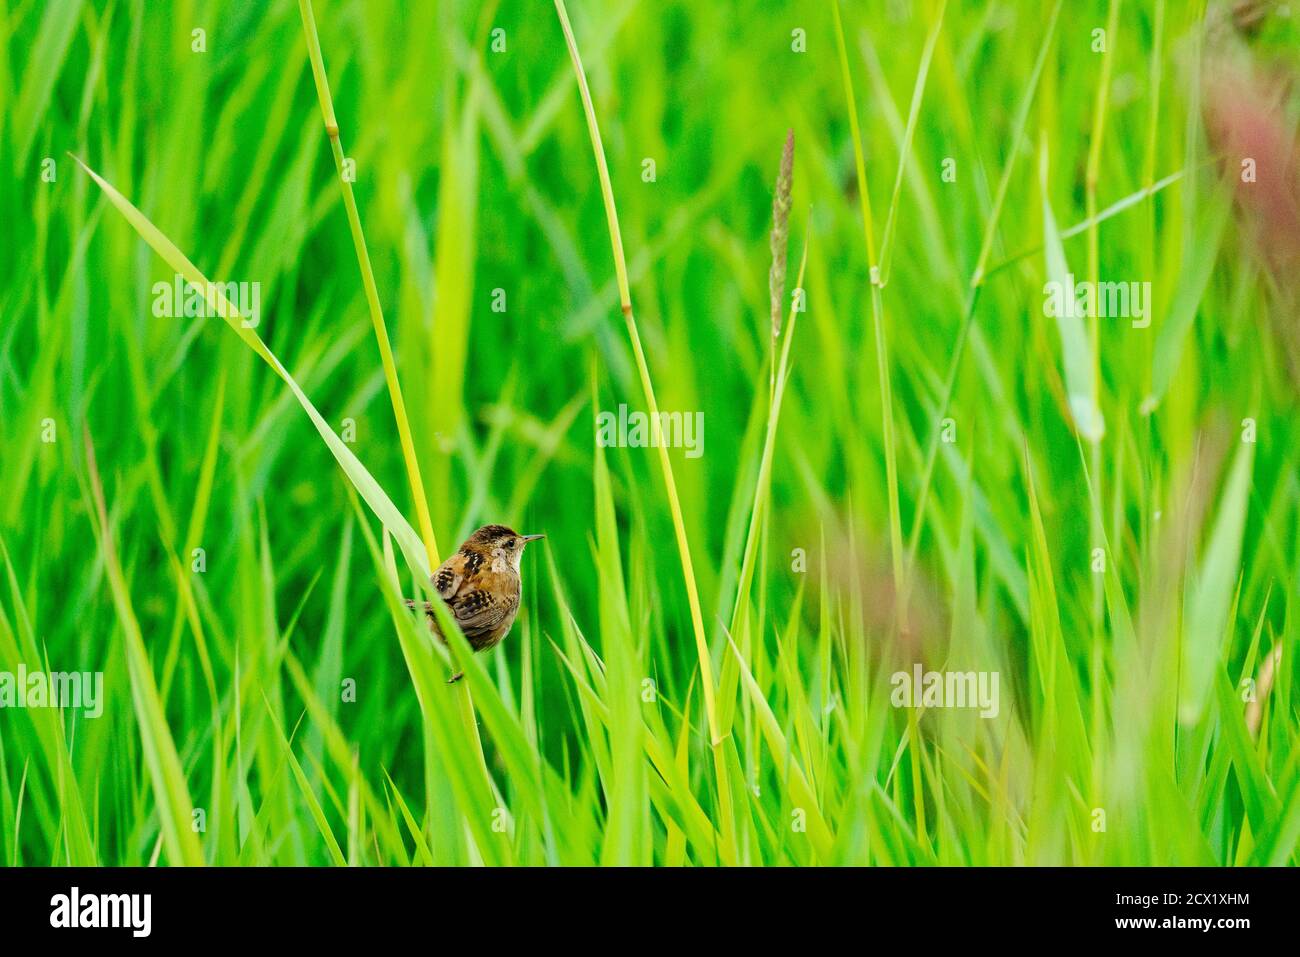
[1,0,1298,866]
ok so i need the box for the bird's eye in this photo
[506,538,516,549]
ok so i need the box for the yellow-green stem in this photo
[553,0,737,858]
[553,0,719,746]
[298,0,440,572]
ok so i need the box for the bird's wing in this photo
[449,587,518,641]
[402,554,468,640]
[431,553,467,600]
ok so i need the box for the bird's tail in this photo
[404,600,455,681]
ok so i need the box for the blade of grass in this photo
[72,155,431,582]
[877,0,948,286]
[551,0,719,745]
[84,428,204,867]
[831,0,905,601]
[722,230,809,731]
[550,2,739,859]
[297,0,440,571]
[725,634,834,862]
[262,702,347,866]
[1181,440,1254,723]
[906,0,1063,571]
[1041,141,1106,442]
[11,0,85,169]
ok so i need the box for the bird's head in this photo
[466,524,545,570]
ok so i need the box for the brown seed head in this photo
[769,129,795,339]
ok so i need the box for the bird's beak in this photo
[520,533,546,543]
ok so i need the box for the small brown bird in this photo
[405,524,544,682]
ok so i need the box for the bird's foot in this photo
[447,672,465,684]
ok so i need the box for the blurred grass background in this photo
[2,0,1299,865]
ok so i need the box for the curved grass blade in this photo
[262,701,347,866]
[72,155,431,582]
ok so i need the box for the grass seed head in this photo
[769,129,795,339]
